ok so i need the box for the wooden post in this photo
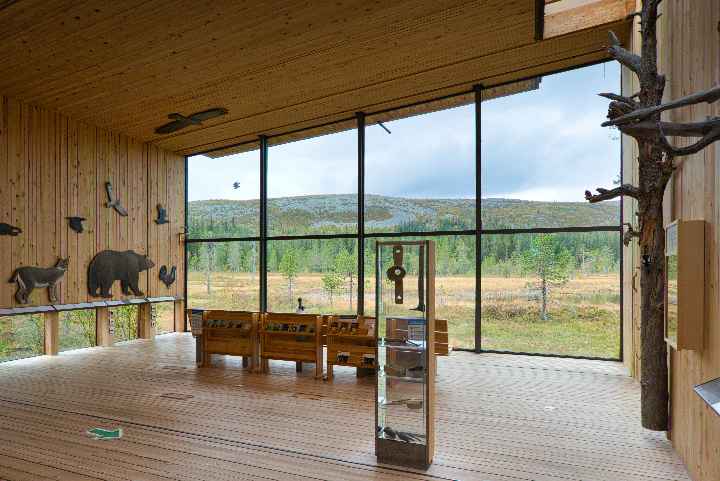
[96,307,113,347]
[314,315,322,379]
[173,299,185,332]
[44,311,59,356]
[137,303,154,340]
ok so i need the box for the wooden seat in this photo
[201,310,259,370]
[325,315,376,381]
[260,312,323,379]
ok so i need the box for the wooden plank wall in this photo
[0,96,185,309]
[623,1,720,479]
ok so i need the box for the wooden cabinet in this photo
[201,310,259,369]
[260,313,323,378]
[665,220,705,351]
[326,315,376,380]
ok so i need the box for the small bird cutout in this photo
[159,265,176,288]
[67,217,86,233]
[155,204,169,225]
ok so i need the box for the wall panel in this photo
[623,1,720,480]
[0,96,184,309]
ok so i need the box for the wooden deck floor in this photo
[0,334,689,481]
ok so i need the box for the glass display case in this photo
[375,240,435,469]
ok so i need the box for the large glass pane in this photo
[268,130,357,236]
[187,148,260,238]
[480,231,621,358]
[153,302,175,334]
[111,306,138,344]
[267,239,358,314]
[365,235,475,350]
[187,241,260,311]
[481,62,621,229]
[59,310,96,352]
[0,314,44,362]
[365,105,475,233]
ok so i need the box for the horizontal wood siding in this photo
[0,96,185,309]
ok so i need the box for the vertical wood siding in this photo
[0,96,185,308]
[624,1,720,479]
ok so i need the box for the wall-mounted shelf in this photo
[665,220,705,351]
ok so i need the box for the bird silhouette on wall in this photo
[155,204,169,225]
[159,265,176,288]
[67,217,86,233]
[105,182,128,216]
[0,223,21,236]
[154,108,228,134]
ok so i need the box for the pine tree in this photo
[279,247,299,302]
[334,249,357,311]
[519,234,572,320]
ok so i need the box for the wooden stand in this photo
[96,307,114,347]
[375,240,436,469]
[260,313,323,379]
[43,311,59,356]
[201,310,259,370]
[326,315,376,381]
[664,220,705,351]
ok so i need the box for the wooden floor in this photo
[0,334,689,481]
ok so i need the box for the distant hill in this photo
[188,194,620,236]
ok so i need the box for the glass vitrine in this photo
[375,240,435,469]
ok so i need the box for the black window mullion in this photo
[259,135,268,313]
[357,112,366,317]
[474,84,482,354]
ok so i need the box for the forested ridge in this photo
[187,195,621,277]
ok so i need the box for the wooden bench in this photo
[260,312,323,379]
[201,310,259,370]
[325,315,376,381]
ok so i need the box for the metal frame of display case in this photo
[374,239,435,469]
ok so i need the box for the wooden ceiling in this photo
[0,0,632,155]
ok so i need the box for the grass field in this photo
[188,271,620,359]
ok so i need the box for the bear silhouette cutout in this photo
[88,250,154,298]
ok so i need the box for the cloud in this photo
[189,62,621,204]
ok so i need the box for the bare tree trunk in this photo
[348,275,354,311]
[541,276,548,321]
[637,142,670,430]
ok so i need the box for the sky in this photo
[188,62,620,203]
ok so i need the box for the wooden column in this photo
[43,311,59,356]
[96,307,113,347]
[174,300,185,332]
[137,304,154,340]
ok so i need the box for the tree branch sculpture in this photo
[589,0,720,431]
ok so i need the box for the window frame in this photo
[185,59,624,362]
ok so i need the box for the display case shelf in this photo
[375,240,435,470]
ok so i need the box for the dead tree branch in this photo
[657,122,720,156]
[623,222,641,246]
[607,31,642,73]
[620,118,720,139]
[603,86,720,127]
[584,184,641,203]
[599,92,638,106]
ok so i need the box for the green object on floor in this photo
[87,427,122,440]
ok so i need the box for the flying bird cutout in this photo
[105,182,128,217]
[155,108,228,134]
